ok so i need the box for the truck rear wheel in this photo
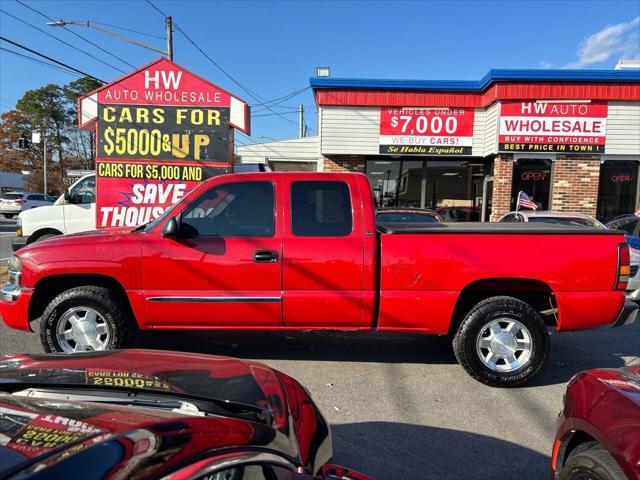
[40,286,136,353]
[452,296,549,387]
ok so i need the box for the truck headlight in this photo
[7,255,22,287]
[8,255,21,273]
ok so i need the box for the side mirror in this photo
[162,217,179,238]
[63,189,71,202]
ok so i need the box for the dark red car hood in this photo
[0,350,331,477]
[589,365,640,406]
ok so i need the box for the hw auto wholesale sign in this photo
[499,101,608,153]
[79,58,249,228]
[379,107,475,155]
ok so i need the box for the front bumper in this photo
[11,236,28,252]
[0,284,33,331]
[612,299,638,327]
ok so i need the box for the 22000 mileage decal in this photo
[86,369,172,391]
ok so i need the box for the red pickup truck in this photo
[1,172,636,387]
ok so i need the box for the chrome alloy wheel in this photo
[56,307,110,352]
[475,318,532,372]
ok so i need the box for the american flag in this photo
[517,191,538,210]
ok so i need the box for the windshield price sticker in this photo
[86,369,172,391]
[499,101,608,153]
[379,107,475,155]
[6,414,102,457]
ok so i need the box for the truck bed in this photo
[376,222,625,334]
[377,222,622,235]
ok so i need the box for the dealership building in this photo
[238,69,640,221]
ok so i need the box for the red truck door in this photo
[140,178,283,327]
[281,175,369,328]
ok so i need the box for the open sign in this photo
[611,174,633,184]
[521,171,546,181]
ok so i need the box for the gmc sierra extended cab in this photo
[1,173,636,387]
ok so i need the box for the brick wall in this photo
[490,154,514,221]
[550,155,600,216]
[323,156,366,173]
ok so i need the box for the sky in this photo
[1,0,639,146]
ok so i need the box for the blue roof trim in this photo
[309,69,640,91]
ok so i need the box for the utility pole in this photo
[43,136,47,195]
[166,16,173,61]
[298,104,304,138]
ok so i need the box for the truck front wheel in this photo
[452,296,549,387]
[40,286,136,353]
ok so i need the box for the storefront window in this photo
[365,158,485,221]
[511,158,552,210]
[597,160,639,222]
[398,161,424,207]
[366,160,400,208]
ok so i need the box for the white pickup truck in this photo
[13,174,96,251]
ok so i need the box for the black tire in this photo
[452,296,549,387]
[40,286,136,353]
[34,233,58,242]
[4,214,15,218]
[559,442,627,480]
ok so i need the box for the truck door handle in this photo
[253,250,279,263]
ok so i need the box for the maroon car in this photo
[0,349,372,480]
[552,366,640,480]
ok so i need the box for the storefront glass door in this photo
[597,160,639,222]
[511,158,552,210]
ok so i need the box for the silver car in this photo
[497,210,606,228]
[0,192,55,218]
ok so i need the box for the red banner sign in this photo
[79,58,249,229]
[499,101,608,153]
[379,107,475,155]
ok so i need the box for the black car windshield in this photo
[528,217,603,228]
[377,213,440,223]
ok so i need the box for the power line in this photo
[90,21,166,40]
[0,36,105,83]
[251,86,310,108]
[15,0,136,69]
[1,46,90,78]
[0,8,127,73]
[143,0,264,101]
[252,110,299,118]
[144,0,303,129]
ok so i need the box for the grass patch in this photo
[0,267,7,284]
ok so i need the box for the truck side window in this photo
[69,176,96,204]
[291,181,352,236]
[181,181,275,237]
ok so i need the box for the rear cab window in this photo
[290,181,352,236]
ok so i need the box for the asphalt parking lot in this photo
[1,276,638,480]
[0,217,17,262]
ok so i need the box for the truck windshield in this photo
[140,203,179,232]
